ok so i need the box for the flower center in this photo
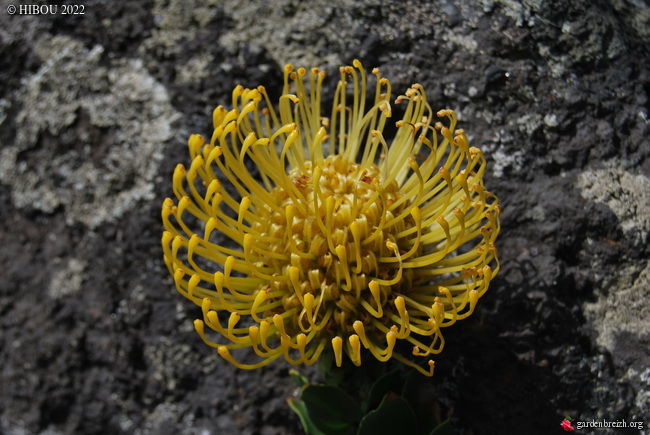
[250,154,416,335]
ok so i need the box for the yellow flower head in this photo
[162,60,500,376]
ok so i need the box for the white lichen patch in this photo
[578,161,650,417]
[0,35,180,228]
[216,0,360,69]
[143,0,221,57]
[143,337,220,395]
[582,262,650,351]
[476,0,542,27]
[48,258,87,299]
[442,31,478,53]
[577,161,650,344]
[543,113,559,128]
[175,52,214,85]
[516,113,543,136]
[481,128,526,178]
[576,161,650,248]
[582,260,650,421]
[633,367,650,420]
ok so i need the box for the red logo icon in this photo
[560,416,575,431]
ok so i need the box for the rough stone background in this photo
[1,0,649,434]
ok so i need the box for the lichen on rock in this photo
[0,35,179,228]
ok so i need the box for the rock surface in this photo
[1,1,648,434]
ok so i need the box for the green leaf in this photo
[401,369,441,433]
[365,368,401,413]
[287,398,327,435]
[301,385,362,435]
[317,351,348,387]
[289,369,310,388]
[429,418,453,435]
[358,395,418,435]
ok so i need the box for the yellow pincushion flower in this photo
[161,60,500,376]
